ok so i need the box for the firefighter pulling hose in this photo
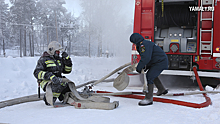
[129,33,169,106]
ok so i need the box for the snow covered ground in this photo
[0,55,220,124]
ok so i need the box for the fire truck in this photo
[131,0,220,86]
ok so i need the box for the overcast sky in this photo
[63,0,82,17]
[5,0,9,5]
[4,0,82,17]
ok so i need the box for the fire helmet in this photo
[47,41,63,55]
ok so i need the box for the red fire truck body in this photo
[132,0,220,73]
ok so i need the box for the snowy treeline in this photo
[0,0,134,58]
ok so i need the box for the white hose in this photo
[165,90,220,96]
[0,63,131,109]
[92,62,131,86]
[3,61,218,109]
[0,79,118,109]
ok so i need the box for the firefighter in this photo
[33,41,72,105]
[130,33,168,106]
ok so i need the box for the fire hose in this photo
[0,62,131,109]
[95,67,211,108]
[92,90,220,96]
[0,65,213,109]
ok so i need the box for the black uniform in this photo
[33,51,72,101]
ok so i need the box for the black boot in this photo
[138,84,154,106]
[154,77,168,96]
[58,86,70,101]
[53,97,57,104]
[43,94,57,106]
[43,94,50,106]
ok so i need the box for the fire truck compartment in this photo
[154,1,198,53]
[155,27,197,53]
[154,1,198,70]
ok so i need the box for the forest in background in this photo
[0,0,134,57]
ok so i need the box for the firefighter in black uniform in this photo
[130,33,168,106]
[33,41,72,105]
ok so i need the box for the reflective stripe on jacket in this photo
[33,51,72,83]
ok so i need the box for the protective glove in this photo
[62,52,72,66]
[62,52,69,59]
[60,82,67,87]
[51,76,62,85]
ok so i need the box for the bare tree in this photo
[0,0,9,57]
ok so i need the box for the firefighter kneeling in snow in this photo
[130,33,168,106]
[33,41,72,105]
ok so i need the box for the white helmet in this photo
[47,41,63,55]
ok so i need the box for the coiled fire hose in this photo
[0,62,131,109]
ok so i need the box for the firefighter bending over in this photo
[33,41,72,105]
[130,33,168,106]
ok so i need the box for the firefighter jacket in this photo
[33,51,72,90]
[130,33,168,72]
